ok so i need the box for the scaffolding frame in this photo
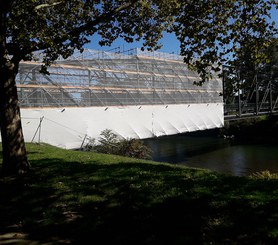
[17,48,223,108]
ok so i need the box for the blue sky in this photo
[84,31,180,54]
[84,6,278,55]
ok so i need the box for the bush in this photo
[87,129,152,160]
[94,129,121,154]
[118,138,152,160]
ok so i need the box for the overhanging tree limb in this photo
[23,0,138,55]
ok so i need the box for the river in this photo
[144,132,278,176]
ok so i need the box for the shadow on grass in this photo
[1,148,278,244]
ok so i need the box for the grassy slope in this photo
[1,143,278,244]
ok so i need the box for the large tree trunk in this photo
[0,58,30,175]
[0,0,30,175]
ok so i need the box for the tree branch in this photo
[27,0,137,54]
[34,2,62,11]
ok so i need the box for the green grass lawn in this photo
[1,143,278,244]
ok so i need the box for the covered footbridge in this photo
[16,48,223,148]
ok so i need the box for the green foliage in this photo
[225,38,278,100]
[173,0,278,84]
[2,0,277,78]
[221,115,278,144]
[89,129,152,160]
[3,0,178,65]
[95,129,121,155]
[118,138,152,160]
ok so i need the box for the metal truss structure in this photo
[17,48,223,108]
[223,66,278,117]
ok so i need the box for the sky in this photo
[84,31,180,54]
[84,6,278,55]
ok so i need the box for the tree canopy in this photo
[4,1,278,74]
[0,0,277,174]
[173,1,277,83]
[4,0,178,66]
[223,38,278,105]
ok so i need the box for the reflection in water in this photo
[144,134,278,176]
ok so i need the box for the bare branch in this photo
[34,2,62,11]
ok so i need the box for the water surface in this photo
[144,134,278,176]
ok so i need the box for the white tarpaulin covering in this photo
[20,103,224,149]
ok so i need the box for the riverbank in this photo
[179,114,278,144]
[1,143,278,244]
[221,114,278,144]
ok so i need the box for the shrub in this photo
[94,129,121,154]
[85,129,152,160]
[118,138,152,160]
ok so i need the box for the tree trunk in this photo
[0,59,30,175]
